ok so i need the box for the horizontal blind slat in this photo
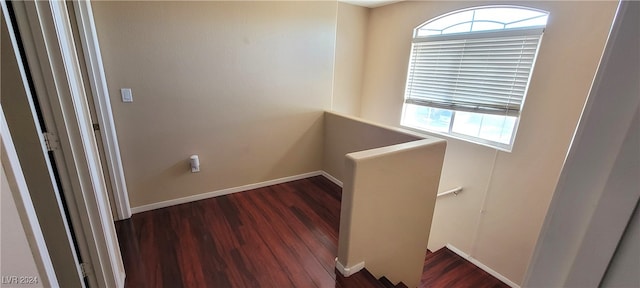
[405,33,542,114]
[406,84,525,101]
[406,90,523,107]
[405,98,521,116]
[407,82,527,96]
[408,71,531,83]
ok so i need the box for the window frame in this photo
[415,5,549,37]
[401,5,548,151]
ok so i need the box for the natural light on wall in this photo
[401,6,549,151]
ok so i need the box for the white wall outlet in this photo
[190,155,200,173]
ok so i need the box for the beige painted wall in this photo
[323,112,420,181]
[1,165,43,288]
[333,2,368,116]
[340,139,446,288]
[92,1,337,207]
[359,1,617,284]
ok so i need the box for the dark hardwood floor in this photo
[115,176,509,287]
[420,249,509,288]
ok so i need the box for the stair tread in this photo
[335,268,386,288]
[336,268,408,288]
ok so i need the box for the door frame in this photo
[2,2,85,286]
[71,0,131,220]
[8,1,125,287]
[523,1,640,286]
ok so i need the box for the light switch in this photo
[121,88,133,103]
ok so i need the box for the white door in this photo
[4,1,125,287]
[1,5,83,287]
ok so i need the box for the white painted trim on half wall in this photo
[445,244,520,288]
[335,258,365,277]
[131,171,328,214]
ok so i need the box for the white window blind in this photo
[405,30,543,117]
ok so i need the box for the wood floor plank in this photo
[115,176,510,288]
[230,190,297,287]
[268,182,341,276]
[163,209,181,286]
[174,218,207,287]
[114,219,146,288]
[236,188,316,287]
[251,189,335,287]
[420,248,510,288]
[261,189,340,282]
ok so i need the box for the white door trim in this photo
[12,1,125,287]
[72,0,131,220]
[0,106,59,288]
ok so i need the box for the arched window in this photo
[401,6,549,151]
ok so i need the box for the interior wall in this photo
[339,136,446,288]
[359,1,617,284]
[332,2,368,116]
[323,112,420,182]
[91,1,337,208]
[324,111,445,287]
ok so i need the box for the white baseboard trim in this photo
[321,171,343,187]
[445,244,520,288]
[131,171,324,214]
[335,258,365,277]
